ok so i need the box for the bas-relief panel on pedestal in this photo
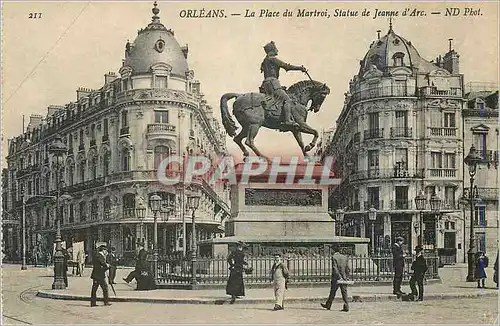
[244,188,322,207]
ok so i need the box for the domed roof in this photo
[123,2,189,77]
[358,24,439,76]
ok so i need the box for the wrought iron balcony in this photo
[390,127,412,138]
[363,200,384,210]
[147,123,176,136]
[391,199,412,210]
[350,86,414,103]
[364,128,384,140]
[420,86,462,97]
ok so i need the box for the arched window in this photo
[393,52,405,67]
[103,152,110,177]
[78,161,85,183]
[68,164,74,186]
[121,149,130,171]
[90,157,97,180]
[154,146,170,169]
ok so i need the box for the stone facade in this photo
[2,4,230,263]
[319,26,464,258]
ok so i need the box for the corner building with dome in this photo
[320,25,466,261]
[2,3,230,264]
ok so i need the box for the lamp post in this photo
[186,192,201,286]
[334,209,345,236]
[429,192,442,257]
[149,194,162,283]
[464,145,483,282]
[135,200,146,248]
[48,134,68,290]
[368,206,377,255]
[414,191,427,246]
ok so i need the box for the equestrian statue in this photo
[220,41,330,160]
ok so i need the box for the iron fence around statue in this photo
[153,253,439,288]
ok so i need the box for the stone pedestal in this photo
[199,163,369,256]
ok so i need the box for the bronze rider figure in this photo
[260,41,307,130]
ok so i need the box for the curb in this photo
[36,289,498,305]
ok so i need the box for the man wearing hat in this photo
[391,236,405,296]
[321,245,350,312]
[90,245,111,307]
[260,41,307,131]
[270,253,289,311]
[409,245,428,301]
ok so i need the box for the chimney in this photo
[27,114,43,131]
[181,45,188,59]
[104,72,117,84]
[47,105,63,117]
[77,87,91,100]
[442,38,460,74]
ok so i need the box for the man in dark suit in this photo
[409,245,428,301]
[321,246,350,312]
[392,236,405,295]
[90,245,111,307]
[107,247,118,285]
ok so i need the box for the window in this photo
[103,119,109,136]
[121,111,128,128]
[79,162,85,182]
[154,146,171,169]
[103,153,110,177]
[473,133,487,159]
[90,158,97,180]
[393,52,405,67]
[476,232,486,253]
[189,113,194,131]
[79,129,84,146]
[79,202,87,222]
[90,124,96,140]
[368,150,379,168]
[68,134,73,149]
[69,204,74,224]
[393,80,406,96]
[121,149,130,171]
[68,165,74,186]
[368,113,379,130]
[474,206,486,226]
[395,111,408,129]
[443,113,455,128]
[103,197,111,219]
[123,79,129,91]
[395,148,408,169]
[155,76,167,88]
[155,111,169,124]
[367,187,380,209]
[90,199,98,220]
[395,186,409,209]
[431,152,442,169]
[444,187,455,208]
[123,194,135,217]
[443,153,456,169]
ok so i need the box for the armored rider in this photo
[260,41,307,130]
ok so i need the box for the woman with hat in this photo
[409,245,428,301]
[226,241,249,303]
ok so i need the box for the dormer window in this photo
[393,52,405,67]
[476,99,485,111]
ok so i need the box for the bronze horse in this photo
[220,80,330,160]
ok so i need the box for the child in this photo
[409,245,428,301]
[270,254,289,311]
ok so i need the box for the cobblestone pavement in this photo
[2,264,498,325]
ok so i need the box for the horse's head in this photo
[309,82,330,113]
[288,80,330,113]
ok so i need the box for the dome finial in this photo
[152,1,160,22]
[388,17,393,32]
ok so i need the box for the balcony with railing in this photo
[147,123,177,138]
[364,128,384,140]
[390,127,412,138]
[363,200,384,210]
[428,168,456,178]
[347,167,416,182]
[420,86,462,97]
[428,127,457,138]
[350,86,414,103]
[391,199,412,210]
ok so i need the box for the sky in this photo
[2,1,499,164]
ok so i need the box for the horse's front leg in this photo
[297,122,319,152]
[292,130,307,157]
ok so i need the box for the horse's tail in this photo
[220,93,240,137]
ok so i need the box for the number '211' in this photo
[28,13,42,19]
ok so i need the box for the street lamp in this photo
[186,191,201,286]
[48,134,68,290]
[464,145,483,282]
[368,206,377,255]
[135,200,146,247]
[414,190,427,247]
[149,194,162,283]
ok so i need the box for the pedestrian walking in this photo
[90,245,111,307]
[76,249,84,277]
[475,251,489,288]
[226,241,248,304]
[123,248,154,290]
[107,247,118,285]
[321,246,350,312]
[62,247,70,288]
[392,236,405,296]
[409,245,428,301]
[270,254,289,311]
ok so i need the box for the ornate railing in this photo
[350,86,414,103]
[428,168,456,178]
[364,128,384,140]
[420,86,462,97]
[155,254,439,287]
[428,127,457,137]
[147,123,176,134]
[390,127,412,138]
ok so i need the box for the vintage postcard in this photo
[1,1,498,325]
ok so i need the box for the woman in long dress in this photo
[475,251,489,288]
[226,242,248,303]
